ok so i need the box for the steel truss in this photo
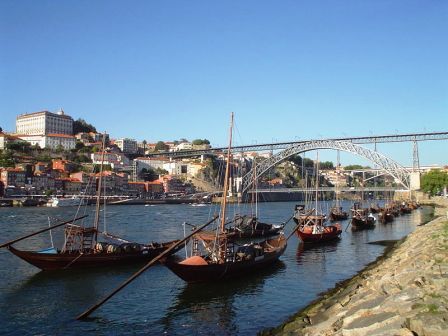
[241,140,411,193]
[142,131,448,159]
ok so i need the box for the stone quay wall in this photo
[265,197,448,336]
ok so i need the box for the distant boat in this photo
[48,195,83,207]
[294,206,342,244]
[226,214,284,239]
[329,206,348,221]
[350,202,376,230]
[293,151,342,244]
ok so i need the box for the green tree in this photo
[421,170,448,196]
[320,161,334,170]
[6,140,32,153]
[138,167,161,181]
[192,139,210,145]
[344,164,370,170]
[0,150,15,167]
[75,141,85,151]
[73,118,97,134]
[155,141,168,151]
[55,144,65,153]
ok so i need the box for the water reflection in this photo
[296,239,340,263]
[0,203,434,335]
[161,261,286,335]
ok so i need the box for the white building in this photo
[134,157,170,173]
[163,161,188,175]
[16,109,73,136]
[18,134,76,150]
[174,142,193,151]
[115,138,138,154]
[0,133,6,150]
[91,152,130,169]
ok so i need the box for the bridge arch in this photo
[241,140,410,193]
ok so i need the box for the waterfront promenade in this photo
[265,197,448,336]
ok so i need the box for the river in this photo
[0,201,432,335]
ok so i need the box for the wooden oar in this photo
[0,215,89,248]
[281,214,295,228]
[345,219,352,232]
[286,209,314,241]
[76,215,219,320]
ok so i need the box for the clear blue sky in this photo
[1,0,447,166]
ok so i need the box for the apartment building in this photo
[16,109,73,136]
[0,168,26,188]
[115,138,138,154]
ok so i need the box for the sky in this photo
[0,0,447,167]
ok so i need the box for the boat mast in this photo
[219,112,234,234]
[93,133,107,241]
[335,150,340,208]
[315,150,319,216]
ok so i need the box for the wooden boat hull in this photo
[228,226,283,239]
[164,236,287,283]
[329,212,348,221]
[296,224,342,243]
[351,217,376,230]
[379,212,394,224]
[7,240,180,271]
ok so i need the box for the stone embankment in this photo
[265,197,448,336]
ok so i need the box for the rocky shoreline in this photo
[263,197,448,336]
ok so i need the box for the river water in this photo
[0,201,432,335]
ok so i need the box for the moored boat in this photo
[293,151,342,244]
[2,135,179,271]
[8,239,180,271]
[226,214,284,239]
[165,235,286,283]
[329,206,348,221]
[48,195,84,207]
[350,203,376,230]
[164,113,287,283]
[294,207,342,243]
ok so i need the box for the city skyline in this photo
[1,1,447,166]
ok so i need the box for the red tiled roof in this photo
[46,134,76,138]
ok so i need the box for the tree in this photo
[192,139,210,145]
[344,164,368,170]
[55,144,65,154]
[320,161,334,170]
[6,140,32,153]
[155,141,168,151]
[288,155,314,168]
[421,170,448,196]
[73,118,97,134]
[75,141,85,151]
[138,167,158,181]
[0,150,15,167]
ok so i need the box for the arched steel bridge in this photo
[135,131,448,193]
[141,131,448,158]
[241,140,412,192]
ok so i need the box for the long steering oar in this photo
[345,219,352,232]
[286,209,314,241]
[0,215,89,249]
[76,215,219,320]
[280,214,295,228]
